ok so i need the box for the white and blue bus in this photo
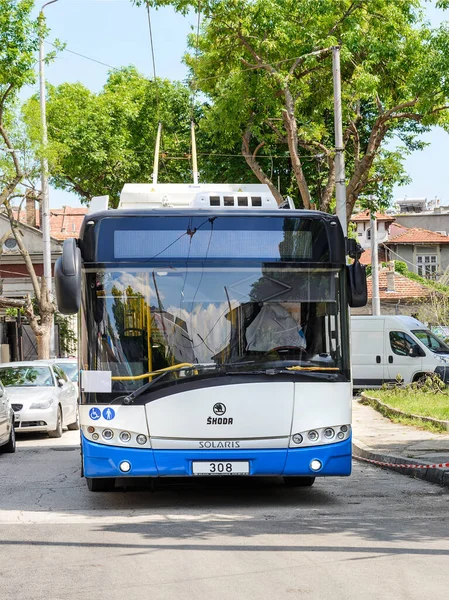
[55,183,366,491]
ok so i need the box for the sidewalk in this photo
[352,398,449,486]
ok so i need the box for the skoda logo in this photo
[213,403,226,416]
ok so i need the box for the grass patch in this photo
[386,414,445,434]
[364,388,449,433]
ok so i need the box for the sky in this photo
[28,0,449,209]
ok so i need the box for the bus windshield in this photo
[82,264,348,400]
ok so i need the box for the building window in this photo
[416,255,438,279]
[3,237,18,251]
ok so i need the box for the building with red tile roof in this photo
[386,227,449,245]
[351,210,396,222]
[366,269,431,302]
[49,207,88,240]
[351,267,432,316]
[350,210,396,250]
[13,202,87,240]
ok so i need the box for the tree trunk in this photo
[282,88,311,209]
[241,129,284,204]
[36,329,51,360]
[345,121,389,220]
[23,288,55,360]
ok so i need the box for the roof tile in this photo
[366,269,431,301]
[351,210,395,222]
[386,227,449,244]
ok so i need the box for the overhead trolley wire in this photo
[45,41,119,71]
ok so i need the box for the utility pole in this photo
[39,0,59,356]
[370,209,381,315]
[332,46,347,237]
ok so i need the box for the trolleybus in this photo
[55,183,366,491]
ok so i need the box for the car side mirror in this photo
[58,378,65,387]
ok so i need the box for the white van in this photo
[351,315,449,388]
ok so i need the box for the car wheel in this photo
[283,476,315,487]
[86,477,116,492]
[67,406,80,431]
[48,406,63,438]
[1,420,16,453]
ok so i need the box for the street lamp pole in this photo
[39,0,59,355]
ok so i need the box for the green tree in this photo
[25,67,208,207]
[0,0,58,359]
[134,1,449,216]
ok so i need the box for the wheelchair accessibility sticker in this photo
[102,407,115,421]
[89,407,101,421]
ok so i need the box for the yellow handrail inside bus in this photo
[111,363,339,380]
[111,363,195,381]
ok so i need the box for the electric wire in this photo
[45,41,119,71]
[380,241,439,273]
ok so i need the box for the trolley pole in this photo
[371,210,381,315]
[332,46,347,236]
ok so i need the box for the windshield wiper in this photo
[110,361,258,404]
[223,368,340,379]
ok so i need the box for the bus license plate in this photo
[192,461,249,476]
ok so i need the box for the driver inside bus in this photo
[245,302,307,352]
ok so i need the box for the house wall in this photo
[351,301,423,316]
[395,213,449,235]
[387,245,415,270]
[355,220,390,249]
[387,244,449,279]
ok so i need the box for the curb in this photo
[352,438,449,487]
[360,393,449,432]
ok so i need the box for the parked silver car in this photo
[0,361,79,438]
[36,358,79,398]
[0,381,15,453]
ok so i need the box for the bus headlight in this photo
[102,429,114,440]
[119,431,131,443]
[310,459,322,471]
[308,430,319,442]
[289,424,351,448]
[136,434,147,445]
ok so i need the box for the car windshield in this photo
[57,363,78,382]
[0,366,54,387]
[412,329,449,354]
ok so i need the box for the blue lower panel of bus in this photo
[82,434,352,478]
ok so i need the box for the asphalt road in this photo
[1,431,448,600]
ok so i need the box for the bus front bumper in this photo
[81,434,352,479]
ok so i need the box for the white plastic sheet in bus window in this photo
[81,370,112,393]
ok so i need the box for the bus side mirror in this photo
[55,238,82,314]
[347,261,367,308]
